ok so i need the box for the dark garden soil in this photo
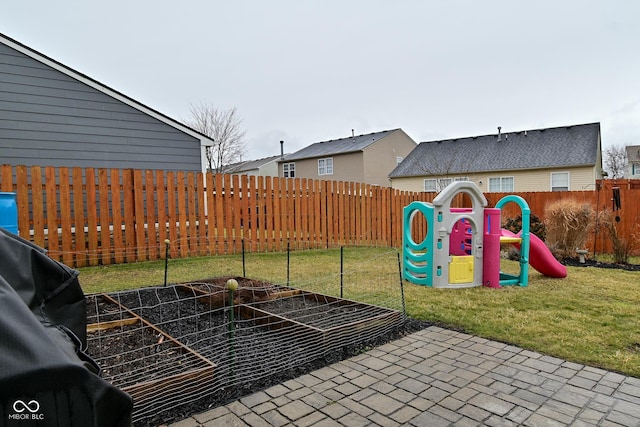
[562,257,640,271]
[86,294,134,323]
[250,294,394,329]
[87,322,198,388]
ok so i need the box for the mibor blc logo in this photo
[9,399,44,421]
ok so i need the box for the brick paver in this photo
[169,326,640,427]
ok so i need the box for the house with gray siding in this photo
[0,32,214,171]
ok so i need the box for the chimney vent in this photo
[280,140,284,160]
[497,126,502,141]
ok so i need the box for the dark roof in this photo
[223,155,282,173]
[389,123,601,178]
[284,129,398,161]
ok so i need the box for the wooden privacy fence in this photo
[0,165,436,267]
[1,164,638,268]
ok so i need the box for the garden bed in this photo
[85,278,406,426]
[562,257,640,271]
[86,293,134,324]
[86,315,216,420]
[241,292,402,349]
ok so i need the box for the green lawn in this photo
[78,247,640,378]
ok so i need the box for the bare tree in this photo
[603,144,628,179]
[184,103,247,173]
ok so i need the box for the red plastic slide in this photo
[501,229,567,278]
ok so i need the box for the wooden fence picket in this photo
[98,169,111,265]
[86,168,98,266]
[111,169,124,264]
[45,167,59,260]
[187,172,197,256]
[31,166,45,248]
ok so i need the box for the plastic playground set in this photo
[403,181,567,288]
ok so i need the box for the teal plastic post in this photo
[495,195,530,287]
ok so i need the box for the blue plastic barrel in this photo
[0,192,18,234]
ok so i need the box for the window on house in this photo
[424,179,437,192]
[318,158,333,175]
[439,178,453,189]
[551,172,569,191]
[488,177,514,192]
[283,162,295,178]
[424,177,466,192]
[632,163,640,176]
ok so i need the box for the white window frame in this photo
[424,177,467,192]
[488,176,514,192]
[424,179,437,192]
[318,158,333,176]
[632,163,640,176]
[438,178,453,189]
[551,172,569,192]
[283,162,295,178]
[396,156,403,164]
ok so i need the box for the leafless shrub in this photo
[600,210,639,264]
[544,199,595,259]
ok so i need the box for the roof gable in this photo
[389,123,601,178]
[0,32,213,146]
[284,129,398,161]
[224,155,282,173]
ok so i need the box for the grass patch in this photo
[78,247,640,378]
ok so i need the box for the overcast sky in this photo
[3,1,639,160]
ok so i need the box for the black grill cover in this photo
[0,228,132,427]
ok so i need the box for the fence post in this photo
[340,246,344,298]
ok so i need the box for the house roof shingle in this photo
[284,129,398,161]
[389,122,600,178]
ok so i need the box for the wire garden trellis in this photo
[85,248,407,425]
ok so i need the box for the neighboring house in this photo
[222,154,284,177]
[389,122,603,193]
[0,32,214,172]
[279,129,417,187]
[626,145,640,178]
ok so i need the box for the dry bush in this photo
[544,199,595,258]
[599,210,639,264]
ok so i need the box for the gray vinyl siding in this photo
[0,42,201,171]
